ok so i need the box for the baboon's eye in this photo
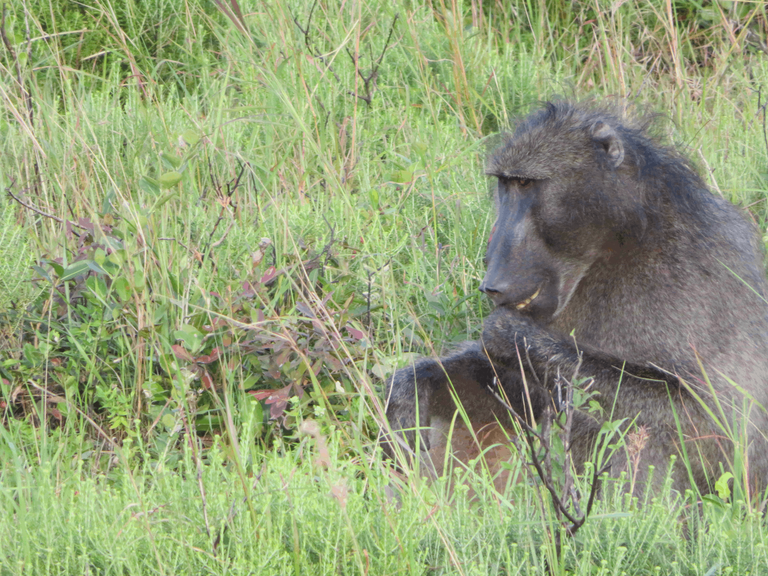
[500,176,534,189]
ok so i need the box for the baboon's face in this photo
[481,118,626,323]
[480,177,601,323]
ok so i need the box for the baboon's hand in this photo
[481,308,558,364]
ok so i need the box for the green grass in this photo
[1,0,768,573]
[2,429,767,575]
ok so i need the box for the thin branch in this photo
[344,14,399,105]
[210,220,235,249]
[486,349,607,547]
[200,161,247,264]
[293,5,398,105]
[7,183,87,230]
[158,237,194,254]
[485,381,545,444]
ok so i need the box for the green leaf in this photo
[133,268,146,292]
[174,324,204,354]
[93,248,107,266]
[24,343,43,366]
[151,189,180,212]
[60,261,92,282]
[139,176,160,195]
[86,276,108,300]
[86,260,108,275]
[46,260,64,278]
[180,129,200,147]
[160,150,182,169]
[715,471,734,500]
[158,171,182,189]
[113,277,131,301]
[32,265,52,283]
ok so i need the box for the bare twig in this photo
[200,161,247,264]
[293,4,398,105]
[6,181,87,230]
[210,220,235,250]
[158,237,194,254]
[344,13,399,105]
[293,0,341,82]
[486,350,607,557]
[697,147,724,199]
[485,381,545,444]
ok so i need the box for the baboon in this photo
[385,101,768,496]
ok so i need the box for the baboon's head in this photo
[480,102,648,322]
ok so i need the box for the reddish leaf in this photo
[266,383,293,403]
[347,326,366,340]
[49,406,63,422]
[325,355,342,371]
[248,389,276,401]
[260,266,277,284]
[248,384,294,420]
[201,371,215,391]
[267,365,281,379]
[78,217,95,233]
[275,348,291,367]
[195,347,221,364]
[296,301,316,318]
[172,344,195,363]
[268,399,288,419]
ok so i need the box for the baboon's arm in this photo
[384,341,499,453]
[481,308,686,420]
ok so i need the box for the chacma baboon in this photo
[385,101,768,496]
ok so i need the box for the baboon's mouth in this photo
[515,285,542,310]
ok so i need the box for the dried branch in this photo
[486,349,608,558]
[344,13,399,105]
[158,237,194,254]
[293,3,398,106]
[200,161,247,265]
[6,181,87,230]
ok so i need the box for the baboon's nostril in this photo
[479,283,500,295]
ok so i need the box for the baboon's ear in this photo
[591,121,625,168]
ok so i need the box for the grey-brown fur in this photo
[385,101,768,495]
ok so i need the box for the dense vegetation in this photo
[1,0,767,573]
